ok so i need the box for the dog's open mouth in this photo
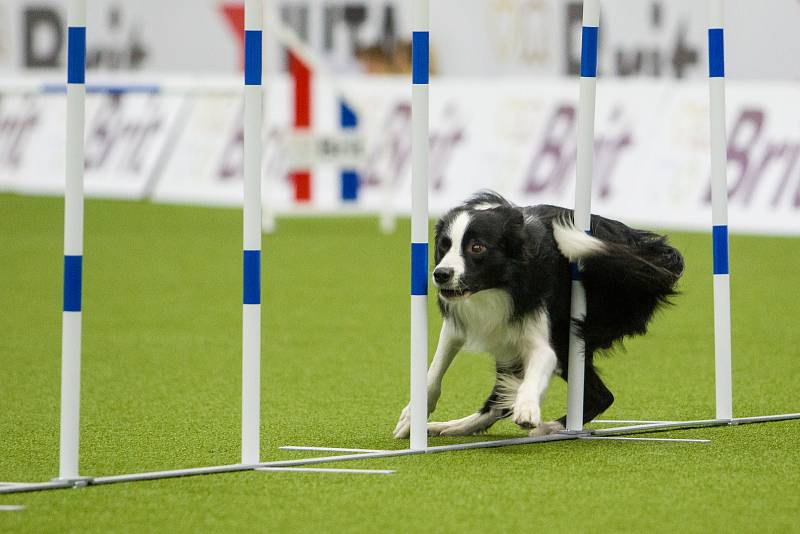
[438,288,472,299]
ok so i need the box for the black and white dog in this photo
[394,191,684,438]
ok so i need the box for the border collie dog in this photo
[394,191,684,438]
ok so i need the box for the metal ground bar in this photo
[2,412,798,495]
[578,436,711,443]
[593,419,678,424]
[256,467,395,475]
[0,479,79,495]
[592,412,800,437]
[279,446,390,454]
[0,433,576,494]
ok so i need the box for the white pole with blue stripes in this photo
[566,0,600,433]
[242,0,263,465]
[708,0,733,421]
[409,0,429,451]
[59,0,86,481]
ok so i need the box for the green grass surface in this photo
[1,194,799,533]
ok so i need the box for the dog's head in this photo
[432,206,526,301]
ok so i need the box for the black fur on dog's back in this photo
[452,191,684,355]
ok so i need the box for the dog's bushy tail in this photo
[553,218,684,296]
[553,216,684,348]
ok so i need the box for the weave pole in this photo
[242,0,263,465]
[340,100,359,201]
[565,0,600,432]
[289,53,312,202]
[409,0,430,451]
[59,0,86,481]
[708,0,733,420]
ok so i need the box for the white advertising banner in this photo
[0,90,184,198]
[2,76,800,235]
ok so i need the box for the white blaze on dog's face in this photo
[432,207,525,301]
[433,211,471,294]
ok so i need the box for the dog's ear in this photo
[498,208,526,255]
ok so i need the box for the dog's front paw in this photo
[512,397,541,429]
[530,420,565,436]
[393,405,411,439]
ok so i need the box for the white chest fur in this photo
[447,289,527,362]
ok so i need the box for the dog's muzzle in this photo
[433,267,471,299]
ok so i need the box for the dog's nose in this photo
[433,267,454,285]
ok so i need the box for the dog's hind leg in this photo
[427,364,520,436]
[427,410,506,436]
[535,357,614,435]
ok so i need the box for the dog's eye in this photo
[439,237,452,251]
[470,242,486,254]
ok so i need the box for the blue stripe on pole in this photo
[570,262,582,281]
[63,255,82,312]
[412,32,429,85]
[340,100,357,128]
[67,27,86,84]
[243,250,261,304]
[411,242,428,296]
[708,29,725,78]
[339,100,359,201]
[341,171,359,201]
[244,30,262,86]
[712,225,729,275]
[580,26,598,78]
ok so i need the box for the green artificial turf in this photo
[1,194,798,533]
